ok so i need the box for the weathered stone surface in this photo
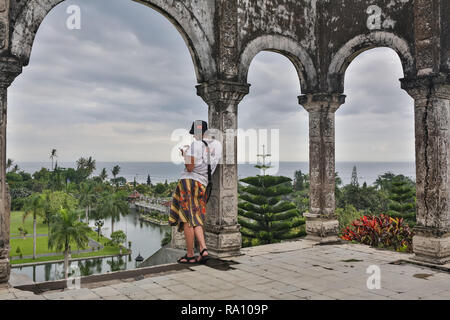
[170,226,186,250]
[413,234,450,265]
[197,80,249,258]
[0,0,448,280]
[204,225,242,258]
[0,58,21,284]
[0,258,9,283]
[299,93,345,242]
[303,213,340,244]
[401,74,450,264]
[10,240,450,300]
[10,1,449,91]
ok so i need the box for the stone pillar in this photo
[298,93,346,243]
[196,80,249,258]
[0,58,22,284]
[401,74,450,265]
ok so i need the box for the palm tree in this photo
[76,156,96,179]
[23,193,46,259]
[41,191,54,235]
[86,156,96,177]
[48,208,90,279]
[11,164,20,173]
[76,157,87,170]
[6,158,13,172]
[79,182,96,223]
[97,192,129,234]
[50,149,57,171]
[111,165,121,188]
[111,165,121,180]
[99,168,108,182]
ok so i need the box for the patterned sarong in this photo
[169,179,207,232]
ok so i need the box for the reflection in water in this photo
[107,257,127,272]
[12,210,170,283]
[44,264,51,282]
[77,259,102,277]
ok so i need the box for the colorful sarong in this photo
[169,179,207,232]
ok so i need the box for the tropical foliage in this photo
[48,208,91,278]
[387,176,416,225]
[22,193,46,259]
[341,214,413,252]
[96,191,129,234]
[109,230,127,247]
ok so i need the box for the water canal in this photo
[11,210,170,283]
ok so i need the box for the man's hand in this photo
[180,145,190,156]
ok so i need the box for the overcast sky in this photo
[8,0,415,163]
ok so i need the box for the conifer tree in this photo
[238,176,306,246]
[238,146,305,246]
[351,166,359,187]
[147,174,152,187]
[387,176,416,225]
[293,170,308,191]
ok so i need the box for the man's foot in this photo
[197,248,210,264]
[177,254,198,264]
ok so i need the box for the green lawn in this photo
[87,230,114,246]
[10,211,48,236]
[9,211,128,265]
[11,236,56,257]
[10,236,93,257]
[11,246,128,265]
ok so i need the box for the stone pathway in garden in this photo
[10,234,48,239]
[3,239,450,300]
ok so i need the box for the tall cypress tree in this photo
[238,175,306,246]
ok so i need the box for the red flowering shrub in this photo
[341,214,413,252]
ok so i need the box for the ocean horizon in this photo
[15,161,416,186]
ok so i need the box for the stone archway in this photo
[10,0,216,82]
[327,31,415,93]
[238,34,318,93]
[0,0,219,283]
[1,0,449,284]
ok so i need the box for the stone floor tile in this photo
[91,286,121,298]
[102,295,131,300]
[0,292,16,300]
[7,240,450,301]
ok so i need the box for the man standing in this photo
[169,120,223,264]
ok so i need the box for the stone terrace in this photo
[2,240,450,300]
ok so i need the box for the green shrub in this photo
[336,204,364,232]
[161,230,172,247]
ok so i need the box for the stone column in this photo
[298,93,346,243]
[196,80,249,258]
[401,74,450,265]
[0,58,22,284]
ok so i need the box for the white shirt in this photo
[180,138,223,187]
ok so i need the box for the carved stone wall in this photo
[0,0,9,55]
[0,0,448,283]
[0,57,21,283]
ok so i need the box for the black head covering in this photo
[189,120,208,135]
